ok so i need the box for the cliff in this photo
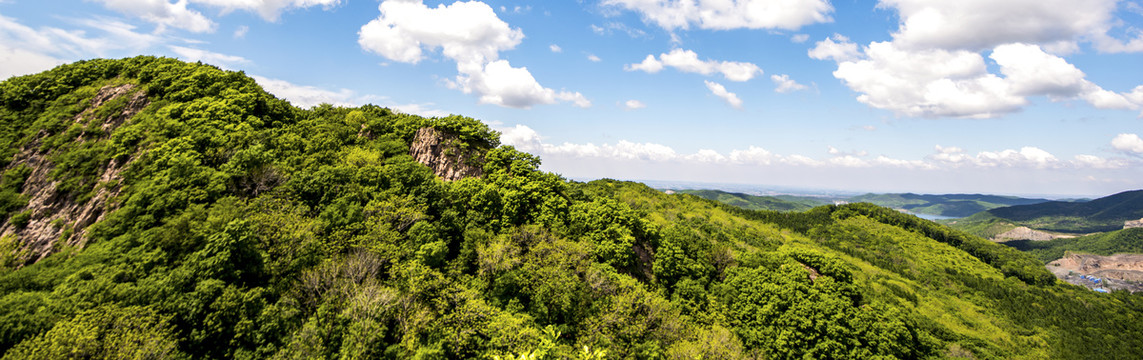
[409,127,485,181]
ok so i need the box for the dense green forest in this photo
[1005,228,1143,263]
[672,190,817,212]
[2,57,1143,359]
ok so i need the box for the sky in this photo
[2,0,1143,197]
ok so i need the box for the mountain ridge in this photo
[1,57,1142,359]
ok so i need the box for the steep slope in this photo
[674,189,817,212]
[2,57,1143,360]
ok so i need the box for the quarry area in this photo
[1048,253,1143,293]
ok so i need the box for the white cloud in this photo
[831,41,1025,118]
[791,34,809,43]
[881,0,1117,51]
[549,44,562,53]
[771,74,808,93]
[626,49,763,81]
[624,99,646,110]
[169,45,249,68]
[603,0,833,31]
[251,75,379,108]
[234,25,249,38]
[0,42,64,80]
[451,60,591,108]
[0,15,161,79]
[587,54,602,62]
[927,145,1069,169]
[190,0,342,21]
[808,35,859,61]
[92,0,215,33]
[812,2,1143,118]
[704,80,743,109]
[499,124,544,153]
[1112,133,1143,154]
[389,103,451,118]
[358,0,586,108]
[500,126,1135,173]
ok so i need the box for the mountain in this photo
[952,190,1143,235]
[845,193,1055,218]
[673,189,820,212]
[1004,228,1143,263]
[2,57,1143,359]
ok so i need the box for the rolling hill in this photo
[673,189,820,212]
[846,193,1055,218]
[951,190,1143,236]
[1,57,1143,359]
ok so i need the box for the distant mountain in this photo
[1004,228,1143,263]
[674,189,821,212]
[980,190,1143,233]
[847,193,1055,218]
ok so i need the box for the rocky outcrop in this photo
[409,127,485,181]
[992,226,1074,242]
[1125,218,1143,229]
[0,84,147,265]
[1049,253,1143,282]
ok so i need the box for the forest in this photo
[2,57,1143,359]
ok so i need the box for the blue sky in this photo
[2,0,1143,197]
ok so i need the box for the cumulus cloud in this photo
[499,125,1134,171]
[358,0,587,108]
[626,49,762,81]
[771,74,808,93]
[1112,133,1143,154]
[926,145,1076,169]
[450,60,591,108]
[705,81,743,109]
[813,1,1143,118]
[252,75,366,108]
[808,35,859,61]
[92,0,215,33]
[602,0,833,31]
[623,99,646,110]
[831,41,1025,118]
[881,0,1119,51]
[587,54,602,62]
[549,44,561,53]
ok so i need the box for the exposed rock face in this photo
[0,84,147,265]
[993,226,1074,242]
[1049,253,1143,282]
[1126,218,1143,229]
[409,127,485,181]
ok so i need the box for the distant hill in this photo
[674,189,821,212]
[1004,228,1143,263]
[981,190,1143,233]
[847,193,1054,218]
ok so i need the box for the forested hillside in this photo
[673,190,817,212]
[974,190,1143,233]
[2,57,1143,359]
[844,193,1054,218]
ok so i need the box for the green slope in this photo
[1,57,1143,360]
[674,189,819,212]
[846,193,1053,218]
